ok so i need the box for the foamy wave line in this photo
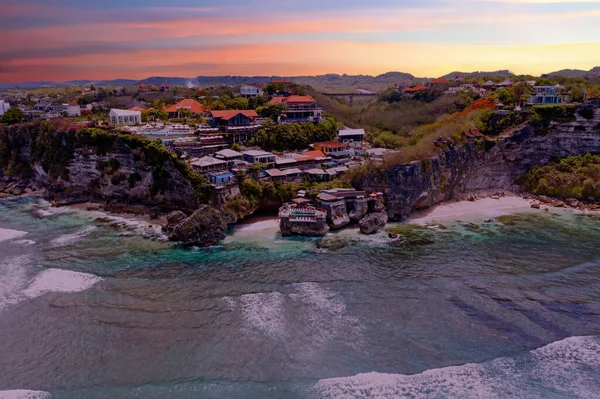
[1,257,103,312]
[22,268,103,299]
[50,226,97,246]
[0,228,28,243]
[0,390,51,399]
[315,335,600,399]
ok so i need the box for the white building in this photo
[0,100,10,116]
[240,85,264,98]
[109,109,142,125]
[63,102,81,117]
[338,128,366,149]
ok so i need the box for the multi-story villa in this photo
[528,85,570,105]
[268,95,323,122]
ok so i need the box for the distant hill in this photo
[1,67,597,91]
[442,70,514,80]
[548,66,600,78]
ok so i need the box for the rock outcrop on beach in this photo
[322,199,351,229]
[167,206,227,246]
[279,217,330,237]
[359,212,389,235]
[355,106,600,220]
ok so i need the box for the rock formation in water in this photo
[359,212,389,234]
[355,106,600,220]
[166,205,227,246]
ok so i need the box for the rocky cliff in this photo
[0,123,204,215]
[356,107,600,220]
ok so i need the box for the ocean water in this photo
[1,197,600,398]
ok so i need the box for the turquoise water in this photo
[1,197,600,398]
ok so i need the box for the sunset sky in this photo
[1,0,599,82]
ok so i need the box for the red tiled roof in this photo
[463,128,483,138]
[314,141,348,149]
[68,101,78,106]
[210,110,258,121]
[165,99,205,114]
[431,77,449,84]
[160,82,170,87]
[294,150,326,162]
[402,84,428,93]
[128,106,146,112]
[268,95,314,105]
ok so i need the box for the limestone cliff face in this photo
[356,108,600,220]
[44,143,200,214]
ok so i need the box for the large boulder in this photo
[280,218,330,237]
[359,212,389,235]
[168,205,227,246]
[349,199,368,223]
[323,199,351,229]
[164,210,188,234]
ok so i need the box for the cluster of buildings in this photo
[183,128,370,199]
[397,74,573,106]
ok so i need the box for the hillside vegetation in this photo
[519,154,600,201]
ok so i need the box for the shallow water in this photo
[1,197,600,398]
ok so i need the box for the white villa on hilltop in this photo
[109,109,142,125]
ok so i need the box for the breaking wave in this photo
[49,226,97,247]
[314,335,600,399]
[0,255,102,312]
[22,268,103,299]
[0,228,28,243]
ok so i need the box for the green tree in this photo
[257,103,288,122]
[1,107,26,125]
[226,97,250,110]
[265,83,285,95]
[231,142,242,151]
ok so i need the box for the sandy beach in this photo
[410,194,535,225]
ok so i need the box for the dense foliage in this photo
[519,154,600,201]
[247,118,338,151]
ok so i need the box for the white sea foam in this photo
[314,335,600,399]
[49,226,97,247]
[240,291,286,339]
[0,390,51,399]
[291,282,362,346]
[0,256,31,311]
[0,228,28,242]
[12,239,36,246]
[0,256,102,312]
[22,268,102,299]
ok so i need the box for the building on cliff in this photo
[279,204,329,237]
[528,85,570,105]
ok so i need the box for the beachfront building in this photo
[109,109,142,125]
[166,99,205,119]
[268,95,322,122]
[338,128,365,149]
[240,85,264,98]
[528,85,570,105]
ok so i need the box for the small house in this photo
[209,110,258,127]
[338,128,366,148]
[109,109,142,125]
[242,150,276,166]
[166,99,205,119]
